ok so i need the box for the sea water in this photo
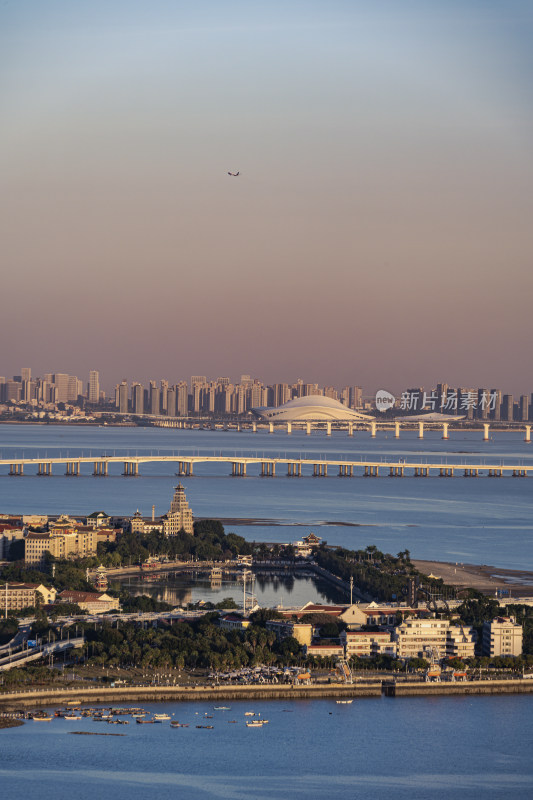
[1,696,533,800]
[1,423,532,569]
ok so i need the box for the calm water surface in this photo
[1,696,532,800]
[1,424,533,568]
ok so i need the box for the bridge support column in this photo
[440,468,444,477]
[270,462,275,477]
[414,467,419,477]
[297,463,302,477]
[269,423,274,434]
[364,466,369,476]
[186,462,193,476]
[232,462,237,476]
[525,426,531,443]
[389,467,395,477]
[483,423,490,441]
[326,421,332,436]
[241,463,246,477]
[261,463,265,476]
[442,423,449,440]
[349,465,353,477]
[348,423,353,437]
[306,422,311,435]
[370,422,376,438]
[395,422,400,438]
[134,462,138,476]
[418,422,424,439]
[252,422,257,433]
[287,463,293,476]
[286,422,292,435]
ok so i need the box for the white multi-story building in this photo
[395,619,475,660]
[482,616,523,658]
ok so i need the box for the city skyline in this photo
[3,366,533,422]
[2,2,533,391]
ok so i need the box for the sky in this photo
[2,1,533,394]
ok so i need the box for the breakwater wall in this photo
[2,679,533,709]
[0,683,380,709]
[382,679,533,697]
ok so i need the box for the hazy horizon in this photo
[2,1,532,393]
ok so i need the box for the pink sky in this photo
[2,2,533,393]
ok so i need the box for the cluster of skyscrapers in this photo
[404,383,532,422]
[2,368,532,422]
[113,375,364,417]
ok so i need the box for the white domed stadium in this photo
[252,395,374,422]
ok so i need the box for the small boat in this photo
[227,720,238,724]
[64,715,82,720]
[204,715,214,719]
[246,720,264,727]
[213,706,230,711]
[171,722,189,728]
[244,711,255,716]
[336,700,353,705]
[136,718,155,724]
[153,714,171,721]
[196,725,214,729]
[33,714,53,721]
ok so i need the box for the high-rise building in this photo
[116,381,129,413]
[176,381,189,416]
[88,370,100,404]
[160,380,169,413]
[519,395,529,422]
[149,381,160,415]
[167,387,176,417]
[491,389,502,421]
[502,394,514,422]
[132,383,144,414]
[21,367,31,383]
[52,374,70,403]
[477,388,490,420]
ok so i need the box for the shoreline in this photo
[412,559,533,598]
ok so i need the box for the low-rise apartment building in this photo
[1,582,57,611]
[25,527,97,566]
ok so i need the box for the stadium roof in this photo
[252,395,374,422]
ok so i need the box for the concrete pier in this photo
[483,423,490,441]
[442,423,449,440]
[370,421,376,438]
[418,422,424,439]
[395,421,400,438]
[526,425,531,443]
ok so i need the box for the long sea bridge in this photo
[0,453,531,478]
